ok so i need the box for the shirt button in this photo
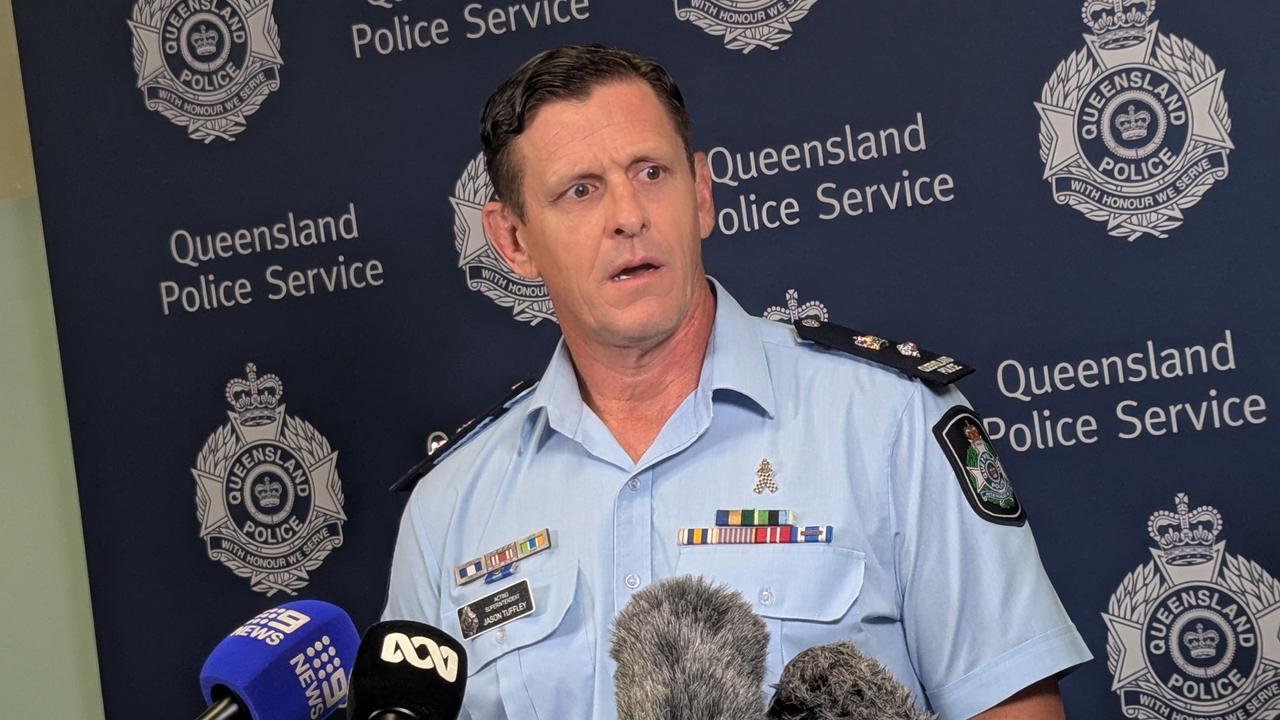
[628,478,640,491]
[494,627,507,644]
[625,573,641,589]
[758,588,774,606]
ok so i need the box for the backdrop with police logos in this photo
[12,0,1280,717]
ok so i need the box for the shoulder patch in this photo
[390,378,538,492]
[792,318,974,386]
[931,405,1025,526]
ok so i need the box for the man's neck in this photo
[563,285,717,463]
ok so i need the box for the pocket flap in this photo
[447,560,580,676]
[675,545,866,622]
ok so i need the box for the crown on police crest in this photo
[1182,623,1220,659]
[1115,105,1152,140]
[1148,493,1221,566]
[191,24,219,57]
[1081,0,1154,50]
[225,363,283,427]
[254,478,284,509]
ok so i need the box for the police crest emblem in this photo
[128,0,283,142]
[1035,1,1233,240]
[450,152,556,326]
[674,0,820,54]
[1103,494,1280,719]
[933,406,1025,526]
[192,364,346,595]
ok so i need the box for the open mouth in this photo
[611,262,661,281]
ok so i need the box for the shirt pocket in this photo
[448,560,594,720]
[675,544,867,680]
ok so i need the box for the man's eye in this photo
[643,166,664,181]
[569,183,591,199]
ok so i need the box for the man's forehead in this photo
[513,80,683,176]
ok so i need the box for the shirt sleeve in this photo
[887,383,1092,719]
[381,489,443,625]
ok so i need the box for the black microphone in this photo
[610,575,769,720]
[346,620,468,720]
[766,641,937,720]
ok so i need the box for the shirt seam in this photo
[886,382,921,612]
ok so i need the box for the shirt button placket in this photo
[614,469,653,608]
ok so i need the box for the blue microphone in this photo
[197,600,361,720]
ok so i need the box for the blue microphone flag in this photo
[200,600,360,720]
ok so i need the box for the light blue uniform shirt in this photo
[384,280,1091,719]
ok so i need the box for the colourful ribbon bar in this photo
[454,527,553,586]
[679,525,837,545]
[714,509,795,527]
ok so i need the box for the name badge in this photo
[457,578,536,641]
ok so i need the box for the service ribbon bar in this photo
[517,528,551,559]
[714,509,795,527]
[454,527,553,586]
[678,525,833,545]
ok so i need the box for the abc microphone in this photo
[610,575,769,720]
[196,599,360,720]
[765,641,937,720]
[346,620,468,720]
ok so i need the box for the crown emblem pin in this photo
[1147,493,1222,566]
[225,363,283,428]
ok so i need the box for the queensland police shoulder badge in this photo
[192,364,346,595]
[128,0,283,142]
[674,0,820,54]
[1103,494,1280,719]
[1035,1,1233,241]
[932,406,1025,526]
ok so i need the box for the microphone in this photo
[345,620,468,720]
[765,641,937,720]
[196,600,360,720]
[610,575,769,720]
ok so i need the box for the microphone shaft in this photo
[194,695,244,720]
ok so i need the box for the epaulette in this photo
[792,318,974,386]
[390,378,538,492]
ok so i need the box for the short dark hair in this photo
[480,44,694,218]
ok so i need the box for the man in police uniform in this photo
[384,45,1091,718]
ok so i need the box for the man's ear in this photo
[482,201,539,279]
[693,151,716,240]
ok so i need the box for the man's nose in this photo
[608,181,648,238]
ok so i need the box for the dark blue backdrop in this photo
[13,1,1280,717]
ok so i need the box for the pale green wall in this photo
[1,0,106,713]
[0,195,105,716]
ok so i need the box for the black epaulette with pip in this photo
[792,318,974,386]
[390,378,538,492]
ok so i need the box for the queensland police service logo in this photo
[128,0,283,142]
[1103,494,1280,719]
[192,364,346,595]
[674,0,819,54]
[1035,1,1233,241]
[451,152,555,326]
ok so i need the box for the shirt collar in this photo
[521,277,776,448]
